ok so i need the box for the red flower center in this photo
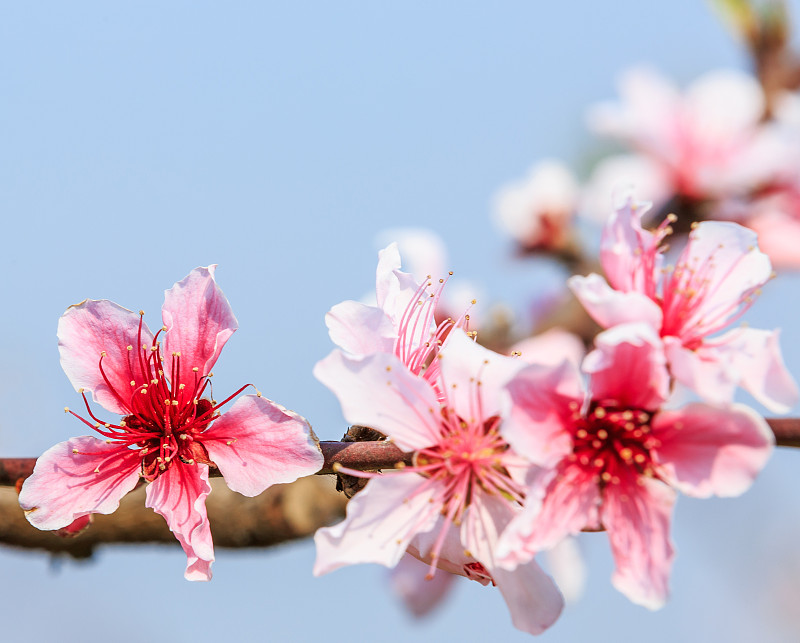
[67,313,249,481]
[569,402,660,486]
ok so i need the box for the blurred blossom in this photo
[510,327,586,368]
[545,537,587,605]
[390,553,456,618]
[581,154,672,224]
[588,67,783,202]
[493,160,579,253]
[711,91,800,268]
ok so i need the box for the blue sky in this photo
[2,2,799,641]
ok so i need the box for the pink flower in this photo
[19,266,323,580]
[325,242,470,394]
[493,160,579,253]
[569,197,798,412]
[589,67,783,202]
[497,323,774,609]
[313,329,564,635]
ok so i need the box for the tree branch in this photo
[0,419,797,558]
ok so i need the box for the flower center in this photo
[67,312,250,481]
[570,403,660,486]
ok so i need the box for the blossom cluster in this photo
[311,198,796,635]
[13,198,796,636]
[494,66,800,271]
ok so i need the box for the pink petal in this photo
[162,266,237,405]
[313,350,441,451]
[492,561,565,636]
[599,196,660,294]
[462,491,564,636]
[510,328,585,368]
[325,300,395,355]
[497,463,600,567]
[663,337,738,405]
[602,477,676,610]
[748,209,800,269]
[375,243,421,322]
[584,323,670,410]
[671,222,772,333]
[19,436,141,530]
[710,328,799,413]
[568,273,663,330]
[202,394,322,497]
[145,463,214,581]
[389,554,455,618]
[545,537,587,604]
[58,300,155,416]
[313,474,440,575]
[437,329,524,421]
[502,361,583,468]
[653,402,773,498]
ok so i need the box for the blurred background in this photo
[2,2,800,641]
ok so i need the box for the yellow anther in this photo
[72,448,79,454]
[127,345,133,351]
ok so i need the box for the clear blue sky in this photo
[2,2,800,641]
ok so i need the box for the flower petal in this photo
[202,394,322,497]
[19,436,141,530]
[710,328,799,413]
[437,329,524,421]
[389,554,455,618]
[602,477,676,610]
[545,537,587,605]
[668,222,772,336]
[663,337,738,405]
[314,350,441,451]
[162,266,238,403]
[600,196,660,294]
[462,491,564,636]
[375,243,421,322]
[325,300,396,355]
[568,273,663,330]
[313,473,440,575]
[497,463,600,568]
[145,463,214,581]
[653,402,773,498]
[58,300,155,415]
[584,323,670,410]
[510,328,585,368]
[502,361,583,468]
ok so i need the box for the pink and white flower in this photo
[313,329,564,635]
[493,160,579,253]
[588,67,784,202]
[325,242,470,394]
[19,266,323,580]
[497,323,774,609]
[569,196,798,412]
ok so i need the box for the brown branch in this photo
[0,476,346,558]
[2,420,798,487]
[1,420,798,558]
